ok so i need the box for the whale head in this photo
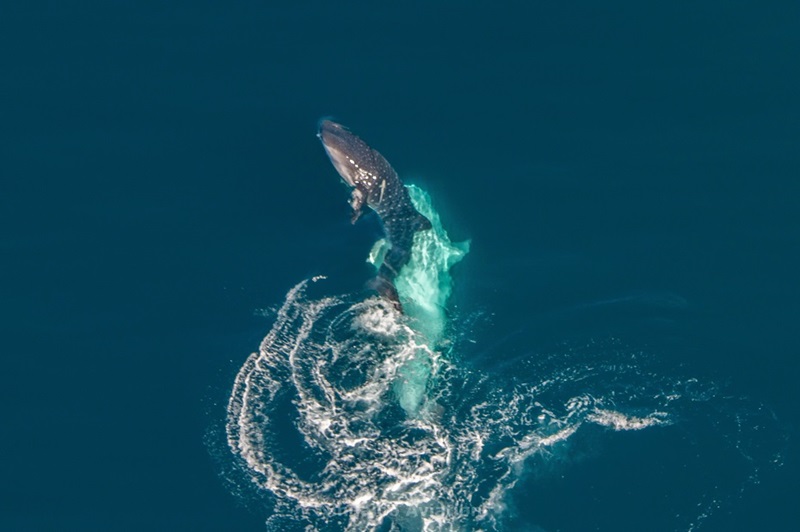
[318,119,385,189]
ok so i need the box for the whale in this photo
[318,119,432,309]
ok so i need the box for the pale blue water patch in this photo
[398,185,471,341]
[367,185,469,414]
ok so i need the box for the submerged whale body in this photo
[318,119,432,309]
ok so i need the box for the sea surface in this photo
[3,2,799,531]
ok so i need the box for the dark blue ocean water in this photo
[3,2,799,530]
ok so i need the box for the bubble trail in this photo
[220,185,785,531]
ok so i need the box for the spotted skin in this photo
[318,120,432,309]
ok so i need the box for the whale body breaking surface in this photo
[318,119,434,311]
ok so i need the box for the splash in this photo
[366,185,469,415]
[220,185,785,531]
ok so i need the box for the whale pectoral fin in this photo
[413,214,432,232]
[349,189,365,224]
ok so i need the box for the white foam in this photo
[587,408,670,431]
[220,185,784,530]
[224,300,782,529]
